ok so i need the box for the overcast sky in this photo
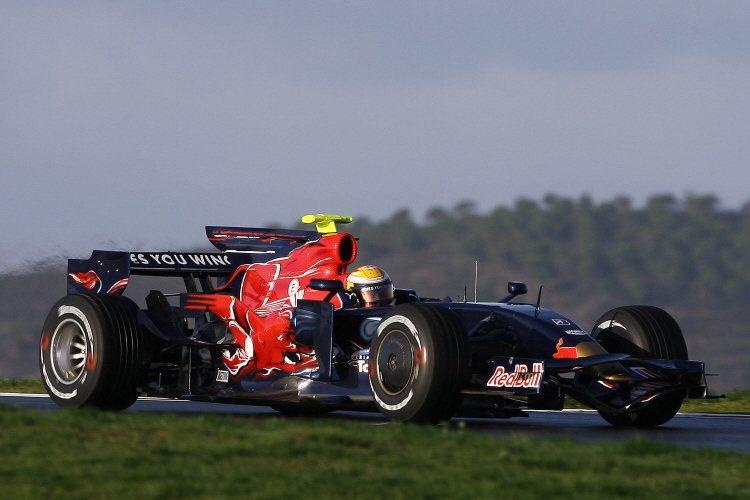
[2,2,749,271]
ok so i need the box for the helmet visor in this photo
[357,282,394,306]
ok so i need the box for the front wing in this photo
[473,354,707,413]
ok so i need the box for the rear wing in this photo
[66,226,323,295]
[206,226,318,252]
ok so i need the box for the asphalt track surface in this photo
[3,393,750,454]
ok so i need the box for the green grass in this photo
[680,389,750,413]
[1,403,749,500]
[0,379,46,394]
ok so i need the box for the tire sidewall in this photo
[368,309,437,421]
[40,295,106,408]
[591,305,687,360]
[591,309,651,356]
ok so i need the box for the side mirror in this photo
[507,281,528,296]
[309,279,344,292]
[499,281,528,303]
[308,279,344,303]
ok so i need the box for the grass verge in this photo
[0,378,46,394]
[1,403,750,500]
[680,389,750,413]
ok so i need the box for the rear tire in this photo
[591,305,687,427]
[368,303,470,422]
[39,293,151,410]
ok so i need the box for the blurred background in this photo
[2,2,748,390]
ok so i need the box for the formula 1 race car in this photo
[40,214,711,426]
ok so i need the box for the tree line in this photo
[346,194,750,306]
[2,193,748,387]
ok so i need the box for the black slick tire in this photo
[591,305,688,427]
[368,303,470,422]
[39,293,151,410]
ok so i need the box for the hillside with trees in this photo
[2,194,748,390]
[347,193,750,391]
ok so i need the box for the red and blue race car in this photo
[40,214,711,425]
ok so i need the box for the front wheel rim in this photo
[376,329,416,396]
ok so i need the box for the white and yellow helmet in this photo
[345,265,394,307]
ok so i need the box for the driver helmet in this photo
[345,265,394,307]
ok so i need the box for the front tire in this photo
[368,303,470,422]
[39,293,151,410]
[591,305,687,427]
